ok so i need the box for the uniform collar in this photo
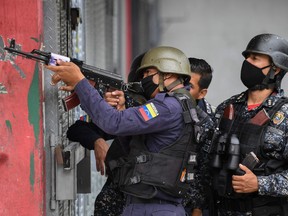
[262,89,285,108]
[236,89,285,108]
[230,89,285,109]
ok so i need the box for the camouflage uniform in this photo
[182,99,215,213]
[198,98,215,118]
[94,178,126,216]
[213,90,288,216]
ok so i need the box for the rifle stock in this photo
[4,39,145,111]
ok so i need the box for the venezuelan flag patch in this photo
[80,115,91,122]
[139,102,159,121]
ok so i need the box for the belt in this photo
[127,196,178,205]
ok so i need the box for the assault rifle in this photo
[4,39,145,111]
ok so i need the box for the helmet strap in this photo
[164,78,184,92]
[250,66,275,91]
[262,66,275,86]
[158,73,165,92]
[275,69,287,90]
[158,73,184,92]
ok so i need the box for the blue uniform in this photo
[75,79,184,152]
[75,78,196,215]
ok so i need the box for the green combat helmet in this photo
[137,46,191,91]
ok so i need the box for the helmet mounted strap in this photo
[260,65,276,89]
[250,65,275,90]
[164,78,184,92]
[275,69,287,90]
[158,72,165,92]
[262,66,274,83]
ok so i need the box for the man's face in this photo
[189,72,207,100]
[246,53,275,75]
[143,68,159,80]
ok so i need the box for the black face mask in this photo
[141,74,159,99]
[240,60,271,89]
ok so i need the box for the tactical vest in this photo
[212,98,288,199]
[108,90,201,199]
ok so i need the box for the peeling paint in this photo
[30,152,35,191]
[0,1,44,214]
[10,61,26,78]
[28,63,40,144]
[30,37,39,43]
[0,153,8,166]
[0,83,7,94]
[5,120,12,133]
[0,35,5,61]
[0,35,26,78]
[0,36,8,94]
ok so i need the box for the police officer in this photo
[67,52,146,216]
[211,33,288,216]
[188,57,214,117]
[47,46,207,216]
[183,57,215,216]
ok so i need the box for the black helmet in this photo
[128,52,146,82]
[242,33,288,71]
[126,52,147,105]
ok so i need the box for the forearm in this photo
[67,120,115,150]
[75,79,179,136]
[257,170,288,196]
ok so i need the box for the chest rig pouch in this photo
[212,97,288,200]
[108,90,200,199]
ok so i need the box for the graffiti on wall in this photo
[0,35,27,94]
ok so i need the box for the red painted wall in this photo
[0,1,44,215]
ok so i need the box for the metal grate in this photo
[44,0,121,215]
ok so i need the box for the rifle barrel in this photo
[4,47,49,63]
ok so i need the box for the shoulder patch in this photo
[272,111,285,125]
[80,115,90,122]
[139,102,159,121]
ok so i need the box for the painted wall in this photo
[0,1,44,215]
[158,0,288,107]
